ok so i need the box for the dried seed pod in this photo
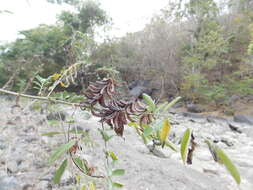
[81,78,152,136]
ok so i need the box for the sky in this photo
[0,0,169,43]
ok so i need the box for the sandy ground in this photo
[0,97,252,190]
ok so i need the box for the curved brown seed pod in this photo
[118,112,127,125]
[132,101,146,113]
[98,96,108,107]
[105,111,118,121]
[88,85,102,93]
[91,109,103,117]
[125,112,135,122]
[85,91,95,99]
[95,80,109,85]
[126,105,133,115]
[100,85,108,95]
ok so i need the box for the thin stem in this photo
[0,88,80,106]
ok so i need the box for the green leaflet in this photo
[48,140,76,164]
[41,131,62,137]
[73,157,88,173]
[98,128,113,142]
[143,126,153,136]
[142,93,156,112]
[112,182,124,188]
[215,147,241,184]
[108,152,118,161]
[162,97,181,113]
[165,139,179,152]
[160,119,171,148]
[53,159,68,184]
[180,128,191,164]
[112,169,125,176]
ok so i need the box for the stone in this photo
[46,111,67,121]
[228,95,240,105]
[0,176,19,190]
[186,104,205,113]
[36,181,51,190]
[181,112,206,119]
[7,161,18,173]
[234,114,253,125]
[129,86,146,97]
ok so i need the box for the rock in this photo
[221,139,234,147]
[128,80,139,90]
[0,176,19,190]
[36,181,51,190]
[129,86,146,97]
[228,122,242,133]
[186,104,205,113]
[46,111,67,121]
[228,95,240,105]
[206,116,228,124]
[172,102,184,108]
[234,114,253,125]
[181,112,206,119]
[7,161,18,173]
[22,184,33,190]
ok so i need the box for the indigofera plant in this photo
[81,78,147,136]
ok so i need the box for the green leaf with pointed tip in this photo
[98,128,113,142]
[128,122,139,128]
[155,102,168,113]
[112,169,125,176]
[48,140,76,164]
[180,128,191,164]
[41,132,62,136]
[108,152,118,161]
[163,97,181,112]
[113,182,124,188]
[142,93,156,112]
[74,157,88,173]
[53,159,68,184]
[165,140,179,152]
[143,126,153,137]
[215,147,241,184]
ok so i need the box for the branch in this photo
[0,88,80,106]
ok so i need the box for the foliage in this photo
[0,0,109,92]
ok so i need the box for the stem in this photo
[0,88,79,106]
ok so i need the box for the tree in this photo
[0,0,108,92]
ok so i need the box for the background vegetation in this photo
[1,0,253,111]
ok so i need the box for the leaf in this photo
[51,73,61,80]
[60,81,68,88]
[142,93,156,112]
[165,139,179,152]
[160,119,171,148]
[162,97,181,112]
[89,183,96,190]
[155,102,168,113]
[204,140,219,162]
[41,132,62,137]
[108,152,118,161]
[143,126,153,137]
[113,182,124,188]
[53,159,68,184]
[48,140,76,164]
[98,128,113,142]
[73,157,88,173]
[215,147,241,184]
[180,128,191,164]
[128,122,139,128]
[48,120,60,126]
[112,169,125,176]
